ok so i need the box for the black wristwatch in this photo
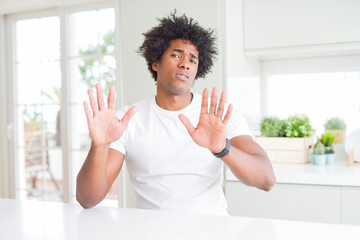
[213,138,231,158]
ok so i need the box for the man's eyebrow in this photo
[172,49,198,59]
[190,53,198,60]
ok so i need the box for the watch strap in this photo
[213,138,231,158]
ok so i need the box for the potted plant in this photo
[260,117,286,137]
[284,114,314,138]
[320,132,336,164]
[310,139,327,165]
[256,114,314,164]
[324,117,346,143]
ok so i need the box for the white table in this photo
[1,198,360,240]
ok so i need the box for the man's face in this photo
[152,38,199,95]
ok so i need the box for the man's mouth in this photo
[175,73,189,80]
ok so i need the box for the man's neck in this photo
[155,91,193,111]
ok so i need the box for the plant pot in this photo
[326,153,336,165]
[310,154,327,166]
[324,146,334,154]
[256,136,313,164]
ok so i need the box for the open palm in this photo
[84,83,137,146]
[179,88,232,154]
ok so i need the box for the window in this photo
[266,72,360,136]
[228,55,360,138]
[9,4,118,206]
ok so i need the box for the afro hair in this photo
[138,11,218,81]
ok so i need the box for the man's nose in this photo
[178,58,190,70]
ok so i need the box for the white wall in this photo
[225,0,262,131]
[116,0,224,106]
[0,15,7,198]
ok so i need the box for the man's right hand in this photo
[83,83,137,147]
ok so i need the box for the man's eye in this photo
[190,59,197,64]
[172,54,180,58]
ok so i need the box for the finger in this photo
[223,104,233,125]
[178,114,195,136]
[120,106,138,127]
[108,85,116,110]
[96,83,105,111]
[201,88,209,114]
[209,87,218,115]
[216,91,226,119]
[83,101,92,123]
[88,89,98,115]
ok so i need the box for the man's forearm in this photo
[222,144,276,191]
[76,143,110,208]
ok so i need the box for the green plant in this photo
[320,132,335,147]
[324,117,346,130]
[313,139,325,154]
[320,132,335,154]
[285,114,314,138]
[260,117,286,137]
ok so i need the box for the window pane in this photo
[16,17,60,62]
[15,16,62,202]
[69,9,115,57]
[70,104,91,150]
[69,10,99,57]
[70,150,87,197]
[68,8,117,206]
[17,61,61,105]
[99,8,115,54]
[100,56,116,88]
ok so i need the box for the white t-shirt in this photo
[110,92,251,215]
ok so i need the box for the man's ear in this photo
[152,61,159,71]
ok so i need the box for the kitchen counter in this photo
[226,162,360,186]
[1,198,360,240]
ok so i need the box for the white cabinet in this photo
[226,182,341,224]
[243,0,360,57]
[225,162,360,224]
[342,187,360,225]
[226,182,360,225]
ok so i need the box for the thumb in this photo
[120,106,138,127]
[178,114,195,136]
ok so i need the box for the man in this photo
[76,12,275,215]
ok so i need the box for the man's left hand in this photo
[179,88,232,154]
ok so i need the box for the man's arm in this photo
[222,135,275,191]
[76,83,137,208]
[179,87,275,191]
[76,147,125,208]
